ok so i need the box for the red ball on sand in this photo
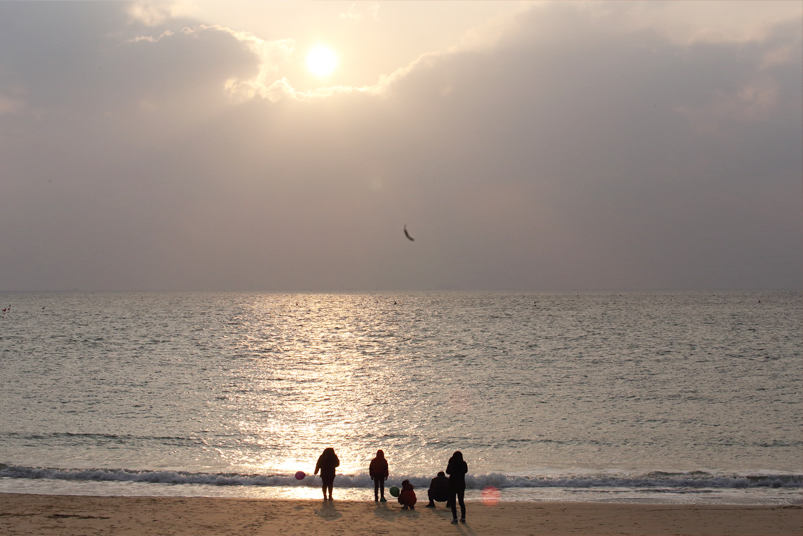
[295,471,306,480]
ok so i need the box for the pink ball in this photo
[295,471,306,480]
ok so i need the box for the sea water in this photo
[0,291,800,504]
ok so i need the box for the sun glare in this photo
[306,46,338,77]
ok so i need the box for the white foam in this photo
[1,465,799,491]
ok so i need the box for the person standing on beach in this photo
[314,447,340,501]
[446,451,468,524]
[369,449,389,502]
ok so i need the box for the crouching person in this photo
[398,479,417,510]
[426,471,449,508]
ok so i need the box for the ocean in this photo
[0,291,800,505]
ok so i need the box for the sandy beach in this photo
[0,493,799,536]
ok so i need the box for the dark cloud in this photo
[0,2,799,291]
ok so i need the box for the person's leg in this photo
[450,491,458,522]
[322,476,334,500]
[374,478,379,501]
[427,489,435,507]
[458,489,466,521]
[379,478,385,500]
[321,482,327,500]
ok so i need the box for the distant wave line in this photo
[0,465,799,490]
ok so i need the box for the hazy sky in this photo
[0,1,800,292]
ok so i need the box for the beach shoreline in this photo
[0,492,800,535]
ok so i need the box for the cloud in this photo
[127,1,178,27]
[0,92,24,116]
[259,77,377,103]
[340,3,380,23]
[0,2,799,291]
[126,22,374,103]
[126,1,200,28]
[168,24,297,103]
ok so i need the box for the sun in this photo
[306,46,338,77]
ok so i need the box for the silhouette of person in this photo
[314,447,340,500]
[446,451,468,524]
[425,471,450,507]
[398,479,417,509]
[369,449,389,502]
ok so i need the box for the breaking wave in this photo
[1,464,800,491]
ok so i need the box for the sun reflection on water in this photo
[2,291,800,503]
[221,295,415,479]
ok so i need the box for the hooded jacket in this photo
[398,480,417,507]
[369,453,389,480]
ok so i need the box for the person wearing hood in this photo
[446,451,468,524]
[369,449,389,502]
[398,479,417,510]
[314,447,340,501]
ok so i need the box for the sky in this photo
[0,1,800,292]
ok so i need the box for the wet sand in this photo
[0,493,800,535]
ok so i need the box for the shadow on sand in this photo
[373,502,423,521]
[313,501,342,521]
[430,508,478,535]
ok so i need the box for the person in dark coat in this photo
[314,447,340,500]
[425,471,450,507]
[398,479,417,509]
[446,451,468,523]
[369,449,389,502]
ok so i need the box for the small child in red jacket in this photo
[398,479,417,510]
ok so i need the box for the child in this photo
[314,447,340,501]
[398,479,417,510]
[369,450,389,502]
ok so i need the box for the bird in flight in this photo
[403,225,415,242]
